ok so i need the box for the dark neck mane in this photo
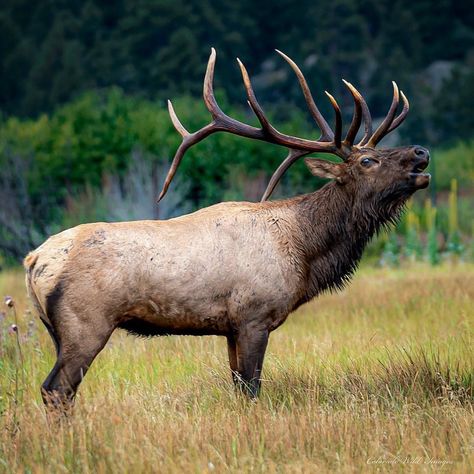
[290,181,405,305]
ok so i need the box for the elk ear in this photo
[304,158,347,183]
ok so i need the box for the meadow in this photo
[0,263,473,473]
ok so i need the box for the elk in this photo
[24,48,430,406]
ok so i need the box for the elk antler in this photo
[158,48,409,202]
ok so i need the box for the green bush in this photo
[0,88,320,211]
[430,141,474,192]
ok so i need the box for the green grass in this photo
[0,263,473,473]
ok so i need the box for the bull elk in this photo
[24,48,430,406]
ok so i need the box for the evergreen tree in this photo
[0,0,472,147]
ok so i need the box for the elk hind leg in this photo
[41,316,112,411]
[40,317,60,356]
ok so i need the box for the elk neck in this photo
[288,181,403,305]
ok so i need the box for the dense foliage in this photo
[1,0,473,144]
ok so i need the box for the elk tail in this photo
[24,252,50,325]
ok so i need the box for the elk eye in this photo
[360,157,376,167]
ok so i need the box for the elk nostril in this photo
[414,147,429,160]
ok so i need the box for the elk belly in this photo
[117,295,231,337]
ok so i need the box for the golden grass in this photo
[0,263,473,473]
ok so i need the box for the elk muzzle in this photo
[409,146,430,189]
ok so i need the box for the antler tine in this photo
[367,81,400,147]
[157,122,216,202]
[357,92,373,146]
[261,149,310,201]
[342,80,362,146]
[275,49,333,141]
[236,58,280,135]
[387,90,409,133]
[203,48,226,120]
[168,100,189,137]
[324,91,342,151]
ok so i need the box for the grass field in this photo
[0,263,473,473]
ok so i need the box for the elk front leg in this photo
[233,326,269,398]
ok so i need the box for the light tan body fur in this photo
[26,200,305,343]
[25,197,320,403]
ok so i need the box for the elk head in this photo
[158,48,430,205]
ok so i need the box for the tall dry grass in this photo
[0,263,473,473]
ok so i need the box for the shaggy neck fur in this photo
[290,181,407,304]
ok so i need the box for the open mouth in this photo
[412,162,428,174]
[409,162,430,188]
